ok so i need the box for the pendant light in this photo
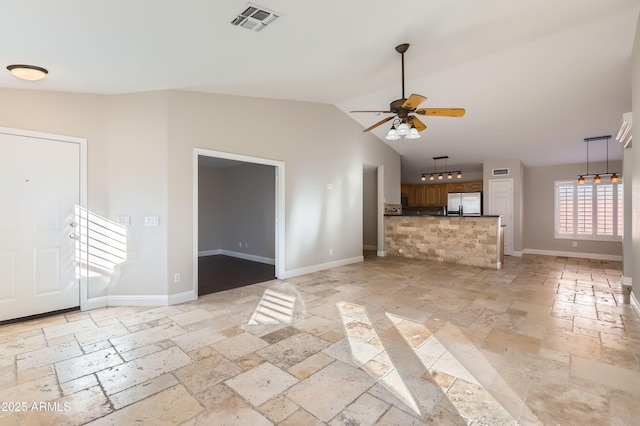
[422,156,463,182]
[578,135,619,184]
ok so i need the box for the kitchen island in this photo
[385,215,503,269]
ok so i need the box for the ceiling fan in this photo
[351,43,465,139]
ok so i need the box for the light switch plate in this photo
[144,216,159,227]
[116,216,130,226]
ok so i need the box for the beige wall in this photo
[197,167,223,252]
[523,160,623,257]
[623,147,633,282]
[166,91,400,293]
[362,166,378,249]
[220,163,276,259]
[0,88,401,303]
[105,92,169,297]
[632,12,640,302]
[198,162,276,259]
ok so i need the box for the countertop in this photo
[384,214,500,218]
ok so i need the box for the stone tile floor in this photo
[1,254,639,425]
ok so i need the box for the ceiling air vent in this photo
[616,111,632,148]
[492,168,509,176]
[231,3,280,32]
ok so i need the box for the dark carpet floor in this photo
[198,255,276,296]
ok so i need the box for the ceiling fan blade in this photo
[402,94,427,110]
[350,110,393,113]
[362,116,395,132]
[415,108,466,117]
[409,116,426,131]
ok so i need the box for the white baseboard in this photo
[168,290,197,305]
[198,249,275,265]
[510,251,523,257]
[83,296,108,311]
[199,249,222,257]
[631,291,640,316]
[377,250,386,257]
[623,276,632,287]
[282,256,364,279]
[107,294,170,307]
[363,245,377,251]
[81,290,197,310]
[523,248,622,262]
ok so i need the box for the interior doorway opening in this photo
[193,149,285,297]
[362,164,385,259]
[363,164,378,259]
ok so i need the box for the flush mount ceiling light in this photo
[577,135,619,184]
[7,64,48,81]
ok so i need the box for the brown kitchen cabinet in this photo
[447,182,468,192]
[466,181,483,192]
[447,181,483,193]
[425,184,448,206]
[401,181,484,207]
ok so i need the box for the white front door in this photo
[0,132,80,321]
[489,179,514,255]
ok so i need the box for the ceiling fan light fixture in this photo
[405,126,421,139]
[385,126,399,140]
[351,43,465,139]
[7,64,48,81]
[396,122,410,136]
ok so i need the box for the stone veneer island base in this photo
[385,216,503,269]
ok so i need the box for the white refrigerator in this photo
[447,192,482,216]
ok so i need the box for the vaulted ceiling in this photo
[3,0,638,183]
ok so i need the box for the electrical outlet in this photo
[329,248,333,255]
[174,273,181,283]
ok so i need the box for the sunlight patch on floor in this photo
[337,301,421,416]
[386,313,520,424]
[248,283,307,329]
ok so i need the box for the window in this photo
[555,180,623,241]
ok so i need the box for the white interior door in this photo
[489,179,513,255]
[0,133,80,321]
